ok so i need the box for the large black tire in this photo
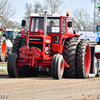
[63,37,79,78]
[51,54,64,79]
[76,39,91,78]
[7,53,19,78]
[12,37,22,55]
[0,36,7,62]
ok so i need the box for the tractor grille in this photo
[29,43,43,51]
[29,37,43,42]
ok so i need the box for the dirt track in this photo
[0,75,100,100]
[0,62,7,64]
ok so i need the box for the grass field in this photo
[0,64,7,71]
[0,64,7,67]
[0,68,7,71]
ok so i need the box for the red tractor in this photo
[7,12,91,79]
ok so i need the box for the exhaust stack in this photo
[44,11,47,35]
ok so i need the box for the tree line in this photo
[0,0,99,31]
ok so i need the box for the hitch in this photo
[19,46,41,59]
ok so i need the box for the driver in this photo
[47,21,54,33]
[50,21,54,27]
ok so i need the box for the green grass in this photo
[0,64,7,71]
[0,64,7,67]
[0,68,7,71]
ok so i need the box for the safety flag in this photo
[1,28,6,32]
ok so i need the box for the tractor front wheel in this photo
[7,53,19,78]
[51,54,64,79]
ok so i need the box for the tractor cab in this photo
[28,12,73,35]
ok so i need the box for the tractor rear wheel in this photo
[7,53,19,78]
[63,37,79,78]
[76,39,91,78]
[51,54,64,79]
[0,36,7,62]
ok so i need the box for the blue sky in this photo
[9,0,94,24]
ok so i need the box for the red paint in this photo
[60,61,63,73]
[64,60,69,67]
[19,46,41,59]
[1,42,6,57]
[1,28,6,32]
[38,29,43,35]
[21,30,25,37]
[16,58,20,72]
[84,44,91,75]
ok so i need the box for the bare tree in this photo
[24,2,47,17]
[24,3,33,18]
[45,0,65,14]
[34,2,47,13]
[6,20,22,29]
[23,3,34,29]
[72,8,93,31]
[0,0,15,28]
[24,0,66,18]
